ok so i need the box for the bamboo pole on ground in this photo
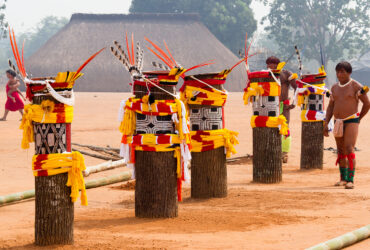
[83,159,125,177]
[306,224,370,250]
[0,171,132,206]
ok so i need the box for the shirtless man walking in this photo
[266,56,297,163]
[324,61,370,189]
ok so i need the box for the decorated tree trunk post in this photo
[134,72,184,218]
[31,85,75,245]
[10,29,103,245]
[243,63,289,183]
[297,67,328,169]
[113,35,191,218]
[181,71,238,198]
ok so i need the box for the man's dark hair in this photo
[335,61,352,73]
[6,69,16,77]
[266,56,280,65]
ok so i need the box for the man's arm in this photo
[287,71,298,109]
[359,92,370,121]
[324,96,334,137]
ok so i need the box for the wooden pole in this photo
[299,75,326,170]
[33,96,74,246]
[247,70,283,184]
[191,147,227,197]
[133,80,178,218]
[253,127,282,183]
[185,75,227,198]
[300,122,324,169]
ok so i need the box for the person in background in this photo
[266,56,297,163]
[0,69,26,121]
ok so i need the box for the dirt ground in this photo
[0,92,369,249]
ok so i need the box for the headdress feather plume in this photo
[145,37,214,76]
[110,32,143,77]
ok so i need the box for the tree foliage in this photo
[261,0,370,67]
[129,0,257,54]
[0,0,8,38]
[18,16,68,58]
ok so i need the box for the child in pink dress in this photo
[0,70,26,121]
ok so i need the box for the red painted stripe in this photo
[132,135,143,145]
[306,110,317,120]
[157,135,171,144]
[66,123,71,152]
[201,100,215,106]
[37,170,49,176]
[254,116,269,127]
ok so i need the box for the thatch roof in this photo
[26,13,247,92]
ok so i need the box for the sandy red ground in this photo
[0,92,369,249]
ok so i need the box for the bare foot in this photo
[0,118,6,121]
[334,181,347,186]
[282,152,288,163]
[345,182,354,189]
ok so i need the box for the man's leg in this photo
[343,123,359,189]
[282,107,291,163]
[334,136,347,186]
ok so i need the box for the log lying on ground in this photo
[306,224,370,250]
[72,148,121,161]
[83,159,126,177]
[0,171,132,206]
[72,143,120,153]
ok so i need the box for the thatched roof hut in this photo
[26,13,247,92]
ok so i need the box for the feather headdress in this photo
[110,32,144,78]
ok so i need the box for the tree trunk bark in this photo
[188,83,227,198]
[191,147,227,198]
[133,83,178,218]
[253,127,282,183]
[300,122,324,169]
[33,96,74,246]
[135,151,178,218]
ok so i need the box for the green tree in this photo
[18,16,68,58]
[129,0,257,54]
[0,0,8,38]
[260,0,370,67]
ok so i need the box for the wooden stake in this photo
[253,127,282,183]
[300,122,324,169]
[133,83,178,218]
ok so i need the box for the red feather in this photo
[75,47,105,74]
[131,33,135,65]
[8,28,24,77]
[22,40,26,74]
[146,46,172,68]
[245,32,248,58]
[163,40,177,66]
[186,60,215,73]
[145,37,174,67]
[125,32,133,65]
[12,29,25,76]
